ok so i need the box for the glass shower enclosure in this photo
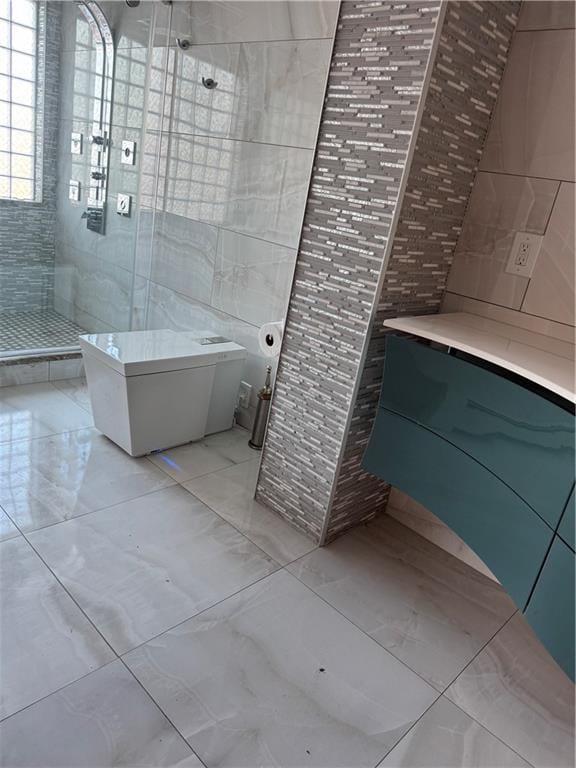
[0,0,167,357]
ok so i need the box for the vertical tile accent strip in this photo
[0,1,60,314]
[256,0,520,543]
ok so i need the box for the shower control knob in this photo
[202,77,218,90]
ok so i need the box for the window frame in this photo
[0,0,45,204]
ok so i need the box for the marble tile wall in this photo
[0,2,60,314]
[444,0,576,331]
[53,1,171,333]
[257,1,520,543]
[133,1,338,427]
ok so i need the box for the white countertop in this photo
[384,313,575,404]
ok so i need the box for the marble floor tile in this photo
[29,486,278,654]
[202,425,256,464]
[0,508,19,542]
[288,516,516,691]
[0,382,93,443]
[377,697,530,767]
[0,428,175,533]
[125,570,438,768]
[0,537,114,720]
[52,377,92,414]
[147,426,253,483]
[0,660,202,767]
[184,460,316,565]
[446,612,575,768]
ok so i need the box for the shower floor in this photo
[0,309,87,354]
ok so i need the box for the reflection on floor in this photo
[0,309,86,353]
[0,380,573,767]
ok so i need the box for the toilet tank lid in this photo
[79,330,246,376]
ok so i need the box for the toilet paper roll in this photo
[258,321,284,358]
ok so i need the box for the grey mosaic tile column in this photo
[256,0,520,543]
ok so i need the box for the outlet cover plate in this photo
[505,231,543,278]
[238,381,252,408]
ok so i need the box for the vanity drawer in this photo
[558,485,575,552]
[363,408,553,610]
[380,335,574,529]
[525,536,575,679]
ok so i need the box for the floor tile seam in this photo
[2,524,535,768]
[117,564,437,768]
[0,507,121,725]
[18,526,120,659]
[284,549,523,698]
[53,385,92,415]
[145,448,256,484]
[118,566,283,658]
[0,658,120,726]
[0,422,95,448]
[279,563,446,695]
[118,656,209,768]
[177,480,299,567]
[281,576,537,767]
[439,609,539,768]
[3,480,179,537]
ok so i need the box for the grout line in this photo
[439,609,519,695]
[51,380,92,415]
[59,35,335,57]
[146,207,300,255]
[177,475,311,568]
[445,291,576,331]
[439,611,538,768]
[445,693,537,768]
[0,523,119,726]
[515,26,575,33]
[0,389,549,764]
[519,181,562,313]
[148,125,317,153]
[118,658,209,768]
[118,567,281,659]
[0,658,120,726]
[479,168,572,185]
[282,561,446,695]
[141,280,263,333]
[6,481,177,537]
[147,451,256,484]
[18,534,119,663]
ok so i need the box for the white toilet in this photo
[80,329,246,456]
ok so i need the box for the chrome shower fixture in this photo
[125,0,140,6]
[177,38,190,50]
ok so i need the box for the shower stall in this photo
[0,0,335,424]
[0,0,169,357]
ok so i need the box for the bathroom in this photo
[0,0,574,766]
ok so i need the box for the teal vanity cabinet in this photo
[525,537,575,680]
[558,485,575,551]
[363,335,575,679]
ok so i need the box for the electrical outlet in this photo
[505,232,543,278]
[238,381,252,409]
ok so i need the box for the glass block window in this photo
[0,0,40,201]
